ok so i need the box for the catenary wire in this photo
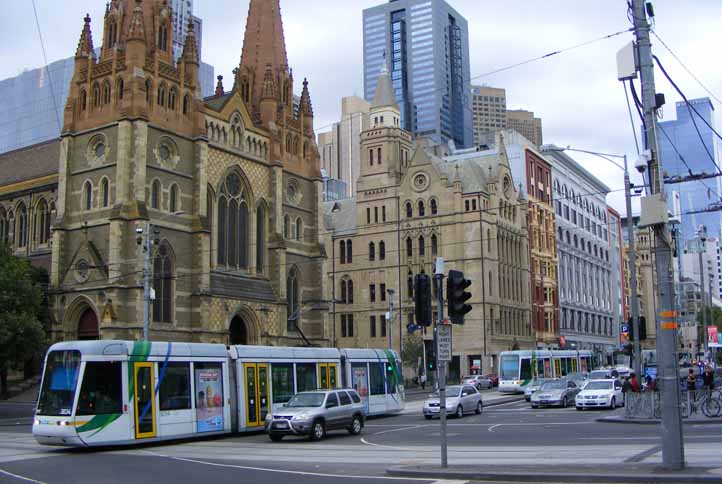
[30,0,62,134]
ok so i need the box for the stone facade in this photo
[0,0,329,346]
[324,68,533,378]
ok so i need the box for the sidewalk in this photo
[387,463,722,483]
[598,414,722,425]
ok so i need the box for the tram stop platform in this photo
[387,463,722,483]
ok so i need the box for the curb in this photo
[597,416,722,425]
[386,465,722,483]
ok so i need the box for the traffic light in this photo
[414,273,432,327]
[447,269,472,324]
[424,339,436,371]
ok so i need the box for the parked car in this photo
[265,389,365,441]
[575,379,624,410]
[423,384,483,419]
[463,375,492,390]
[588,369,613,380]
[523,378,554,401]
[484,373,499,387]
[531,380,581,408]
[565,373,588,390]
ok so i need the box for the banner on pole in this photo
[709,326,721,348]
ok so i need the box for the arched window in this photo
[80,90,87,111]
[100,178,109,208]
[295,217,303,241]
[183,93,190,115]
[418,235,425,256]
[286,134,292,153]
[107,20,117,48]
[405,202,412,218]
[168,88,177,110]
[151,180,160,209]
[369,149,374,166]
[145,80,152,105]
[369,242,375,261]
[0,208,7,243]
[92,83,100,108]
[418,200,425,217]
[256,205,266,273]
[16,203,28,248]
[340,240,346,264]
[34,200,49,244]
[158,24,168,51]
[286,268,300,332]
[377,147,382,164]
[169,184,178,213]
[157,84,166,107]
[102,81,111,104]
[241,79,250,103]
[216,172,250,269]
[152,243,174,323]
[83,181,92,211]
[431,234,438,256]
[407,271,414,298]
[406,237,413,257]
[116,77,124,102]
[346,240,353,263]
[430,199,438,215]
[347,279,354,303]
[379,241,385,260]
[341,279,348,303]
[284,215,290,239]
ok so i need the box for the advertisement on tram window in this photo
[195,364,224,432]
[351,364,369,413]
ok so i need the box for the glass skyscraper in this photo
[657,98,722,242]
[363,0,472,148]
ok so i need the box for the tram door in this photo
[243,363,269,427]
[133,362,156,439]
[318,363,338,389]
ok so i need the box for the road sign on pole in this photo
[437,324,452,362]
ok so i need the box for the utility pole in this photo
[631,0,685,469]
[697,226,708,358]
[387,288,395,350]
[433,264,448,469]
[625,156,642,379]
[142,222,152,341]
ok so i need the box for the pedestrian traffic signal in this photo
[447,269,472,325]
[414,273,432,327]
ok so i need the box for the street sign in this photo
[621,324,629,334]
[437,324,452,361]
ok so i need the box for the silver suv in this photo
[265,389,365,441]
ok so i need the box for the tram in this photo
[32,340,403,447]
[497,349,593,393]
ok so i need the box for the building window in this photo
[168,88,177,110]
[430,199,438,215]
[158,84,166,107]
[80,90,87,111]
[183,94,190,114]
[284,215,290,239]
[286,268,300,332]
[102,81,111,105]
[347,280,354,303]
[369,242,375,261]
[151,180,160,209]
[340,240,346,264]
[407,271,414,299]
[145,80,152,105]
[216,173,249,269]
[369,149,374,166]
[374,206,379,223]
[366,207,371,224]
[377,147,382,164]
[83,181,93,211]
[15,203,28,248]
[381,316,387,337]
[295,218,303,241]
[406,237,413,257]
[380,283,386,302]
[370,316,376,338]
[406,202,413,218]
[379,241,385,260]
[100,178,109,208]
[92,83,100,108]
[152,243,174,323]
[418,201,425,217]
[418,235,425,256]
[431,234,438,256]
[256,205,266,274]
[169,184,178,213]
[382,205,386,222]
[370,284,376,303]
[158,24,168,51]
[346,240,353,263]
[465,200,470,211]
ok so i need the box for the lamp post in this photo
[696,225,708,358]
[545,147,642,379]
[386,288,395,350]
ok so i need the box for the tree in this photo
[401,332,424,375]
[696,306,722,329]
[0,244,46,397]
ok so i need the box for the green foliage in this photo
[401,332,424,371]
[0,244,47,375]
[696,306,722,329]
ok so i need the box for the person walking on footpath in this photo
[687,368,697,395]
[420,372,426,390]
[622,376,631,404]
[702,367,714,394]
[629,372,641,392]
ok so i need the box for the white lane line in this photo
[488,421,595,432]
[373,425,430,436]
[359,437,416,451]
[139,449,435,481]
[0,468,48,484]
[487,424,501,432]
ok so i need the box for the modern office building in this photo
[0,7,214,155]
[362,0,472,148]
[658,98,722,242]
[169,0,201,61]
[317,96,371,197]
[471,85,507,146]
[507,109,543,147]
[543,145,616,362]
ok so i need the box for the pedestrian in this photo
[629,372,641,392]
[644,375,655,392]
[703,367,714,392]
[420,372,426,390]
[687,368,697,395]
[622,376,631,404]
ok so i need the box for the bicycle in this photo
[701,388,721,418]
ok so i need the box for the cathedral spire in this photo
[75,14,94,59]
[181,18,199,65]
[300,78,313,116]
[239,0,289,104]
[371,60,398,110]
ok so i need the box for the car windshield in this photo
[286,392,326,407]
[589,371,609,379]
[540,380,566,390]
[36,350,81,416]
[431,386,461,397]
[585,381,613,390]
[530,378,551,387]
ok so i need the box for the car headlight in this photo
[293,413,311,420]
[34,419,40,426]
[265,413,272,421]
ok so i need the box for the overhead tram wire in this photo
[31,0,62,133]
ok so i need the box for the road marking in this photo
[488,421,595,432]
[625,445,662,463]
[140,449,436,481]
[0,468,47,484]
[359,437,416,451]
[373,425,430,436]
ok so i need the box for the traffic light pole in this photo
[624,157,642,379]
[434,271,448,469]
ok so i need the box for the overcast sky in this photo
[2,0,721,215]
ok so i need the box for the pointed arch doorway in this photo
[229,315,249,345]
[77,308,99,340]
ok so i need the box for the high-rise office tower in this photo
[169,0,203,61]
[363,0,472,148]
[506,109,543,147]
[657,98,722,242]
[471,85,507,146]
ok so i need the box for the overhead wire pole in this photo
[623,155,642,380]
[631,0,685,469]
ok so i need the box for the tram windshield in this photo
[286,392,326,408]
[37,350,81,416]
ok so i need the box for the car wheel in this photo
[269,433,283,442]
[455,405,464,418]
[475,401,483,415]
[531,404,538,409]
[424,415,433,420]
[347,415,363,435]
[310,420,325,441]
[561,397,568,408]
[610,397,616,410]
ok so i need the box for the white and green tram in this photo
[33,340,404,447]
[497,350,593,393]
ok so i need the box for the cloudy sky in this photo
[2,0,721,215]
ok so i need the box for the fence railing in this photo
[624,389,721,419]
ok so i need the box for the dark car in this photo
[484,373,499,387]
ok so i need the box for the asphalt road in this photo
[1,394,721,484]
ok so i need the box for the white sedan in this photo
[575,379,624,410]
[423,384,483,419]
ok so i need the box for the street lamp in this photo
[696,225,709,358]
[544,146,642,379]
